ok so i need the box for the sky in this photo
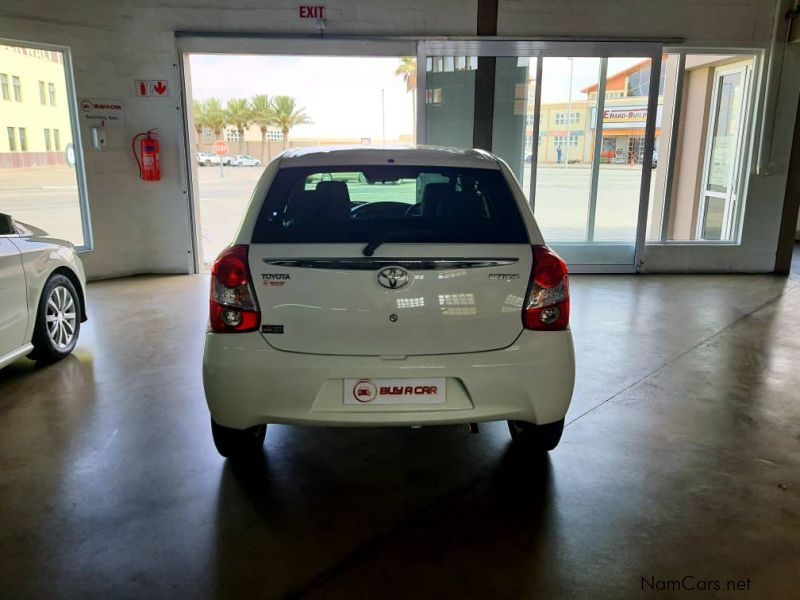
[189,55,414,141]
[537,56,647,103]
[188,55,646,139]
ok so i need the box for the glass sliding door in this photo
[533,57,601,245]
[418,41,663,272]
[589,57,662,263]
[422,55,478,149]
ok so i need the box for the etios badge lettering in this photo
[377,267,410,290]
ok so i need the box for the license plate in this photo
[344,378,446,405]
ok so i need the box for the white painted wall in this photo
[0,1,477,279]
[0,0,797,277]
[498,0,776,45]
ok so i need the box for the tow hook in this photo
[468,422,480,434]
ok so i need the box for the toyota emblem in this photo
[377,267,410,290]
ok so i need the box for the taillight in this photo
[523,245,570,331]
[209,245,260,333]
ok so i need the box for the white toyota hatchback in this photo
[202,147,575,458]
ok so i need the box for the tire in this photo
[29,274,81,363]
[211,419,266,458]
[507,418,564,452]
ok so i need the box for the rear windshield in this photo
[251,165,529,244]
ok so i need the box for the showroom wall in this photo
[0,0,797,278]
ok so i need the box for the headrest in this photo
[438,189,487,219]
[421,183,451,217]
[315,180,351,220]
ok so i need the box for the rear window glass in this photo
[251,165,529,244]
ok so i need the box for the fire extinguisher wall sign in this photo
[132,129,161,181]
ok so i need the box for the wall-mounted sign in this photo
[604,108,648,122]
[134,80,169,97]
[590,105,663,130]
[80,99,124,127]
[298,5,325,18]
[151,80,169,97]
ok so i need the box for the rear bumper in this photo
[202,331,575,429]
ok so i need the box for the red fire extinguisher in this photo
[132,129,160,181]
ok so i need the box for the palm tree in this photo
[395,57,417,142]
[251,94,275,163]
[225,98,252,154]
[192,100,208,149]
[201,98,228,139]
[271,95,312,149]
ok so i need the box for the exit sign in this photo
[299,5,325,18]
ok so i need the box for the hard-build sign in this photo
[134,80,169,97]
[213,140,229,156]
[80,99,124,127]
[590,105,663,130]
[604,108,648,122]
[298,5,325,18]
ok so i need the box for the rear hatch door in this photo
[250,243,531,356]
[247,162,532,356]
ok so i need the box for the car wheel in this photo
[204,160,212,166]
[211,419,266,458]
[507,418,564,452]
[30,274,81,363]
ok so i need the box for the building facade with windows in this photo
[0,44,73,168]
[530,58,665,165]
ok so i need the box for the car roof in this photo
[277,145,500,169]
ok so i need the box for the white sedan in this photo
[203,146,575,459]
[0,213,87,369]
[230,155,262,167]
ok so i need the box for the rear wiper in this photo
[362,229,459,256]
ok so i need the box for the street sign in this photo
[213,140,229,156]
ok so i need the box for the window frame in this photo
[0,73,8,100]
[695,62,753,241]
[648,48,761,246]
[12,75,21,101]
[0,38,93,251]
[48,81,56,105]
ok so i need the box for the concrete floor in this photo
[1,250,799,598]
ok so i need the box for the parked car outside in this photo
[197,152,231,166]
[230,155,262,167]
[0,213,87,370]
[202,146,575,459]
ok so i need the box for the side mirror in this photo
[0,213,16,236]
